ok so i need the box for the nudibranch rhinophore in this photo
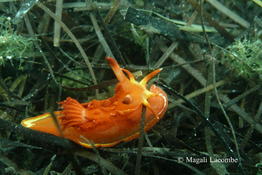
[21,57,168,148]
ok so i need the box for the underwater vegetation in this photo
[0,0,261,175]
[0,17,35,66]
[223,39,262,81]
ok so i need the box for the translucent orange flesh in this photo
[21,57,168,148]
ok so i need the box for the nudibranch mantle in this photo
[21,57,168,148]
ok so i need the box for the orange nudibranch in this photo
[21,57,168,148]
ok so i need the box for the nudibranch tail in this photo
[140,68,162,86]
[106,57,128,82]
[21,112,63,137]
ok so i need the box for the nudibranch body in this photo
[21,57,168,148]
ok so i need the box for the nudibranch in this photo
[21,57,168,148]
